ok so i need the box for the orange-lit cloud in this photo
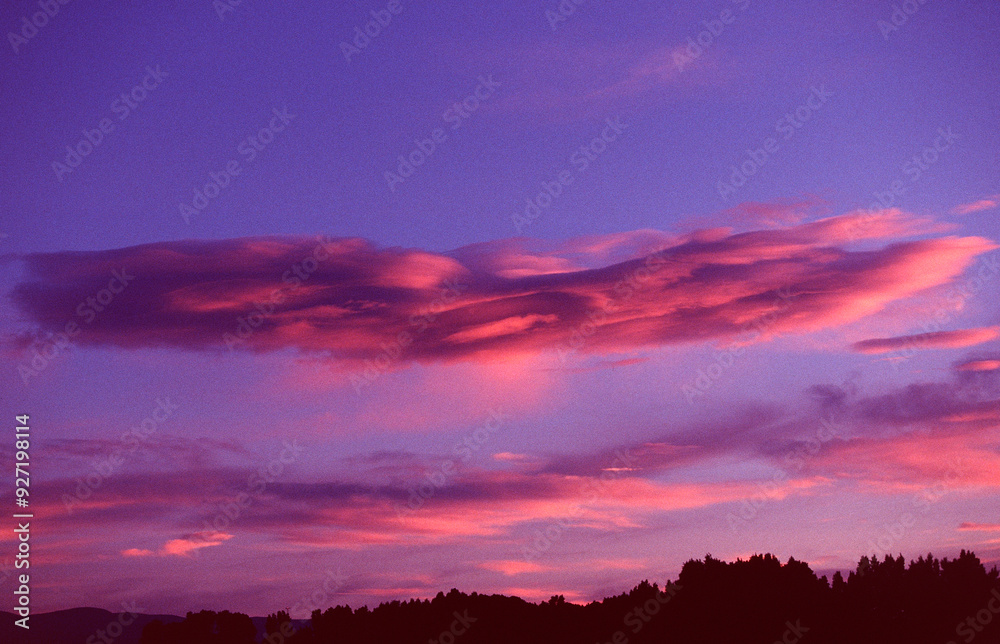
[122,531,233,557]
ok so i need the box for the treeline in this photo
[140,549,1000,644]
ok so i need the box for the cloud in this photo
[956,359,1000,372]
[483,41,740,122]
[851,327,1000,354]
[479,560,553,575]
[789,368,1000,491]
[8,212,995,369]
[958,523,1000,532]
[13,362,998,573]
[951,197,999,216]
[682,197,830,231]
[493,452,537,463]
[123,531,232,557]
[18,444,820,558]
[853,372,1000,428]
[726,199,821,228]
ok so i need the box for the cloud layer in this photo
[8,211,995,367]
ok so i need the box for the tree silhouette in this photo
[140,550,1000,644]
[141,610,256,643]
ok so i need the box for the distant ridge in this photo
[0,607,182,644]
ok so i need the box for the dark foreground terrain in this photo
[4,550,998,643]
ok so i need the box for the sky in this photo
[1,0,999,619]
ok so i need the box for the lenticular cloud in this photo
[9,211,996,364]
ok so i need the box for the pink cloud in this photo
[122,531,233,558]
[951,197,999,216]
[479,560,553,575]
[683,196,830,230]
[852,326,1000,354]
[262,471,830,552]
[493,452,536,462]
[958,523,1000,532]
[10,212,995,367]
[810,427,1000,493]
[956,359,1000,372]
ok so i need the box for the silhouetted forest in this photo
[139,550,1000,644]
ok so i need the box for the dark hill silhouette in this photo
[4,551,998,643]
[0,607,183,644]
[0,607,313,644]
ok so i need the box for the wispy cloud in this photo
[851,326,1000,354]
[479,560,553,575]
[951,196,999,216]
[956,359,1000,372]
[123,531,233,557]
[958,523,1000,531]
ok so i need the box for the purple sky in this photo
[1,0,999,618]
